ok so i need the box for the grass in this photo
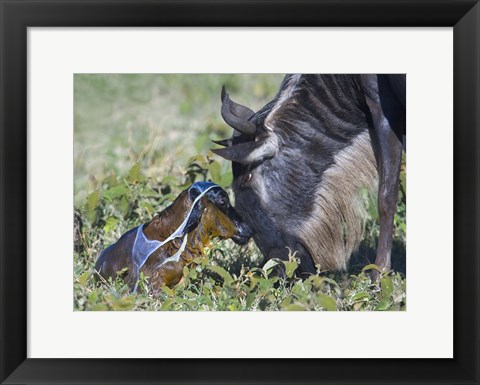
[74,74,406,311]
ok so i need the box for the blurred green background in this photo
[74,74,283,204]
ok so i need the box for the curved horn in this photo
[229,99,255,120]
[221,86,256,136]
[221,86,255,119]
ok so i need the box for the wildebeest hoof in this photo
[370,269,381,282]
[370,265,391,282]
[272,263,286,279]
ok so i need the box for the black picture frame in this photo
[1,1,479,384]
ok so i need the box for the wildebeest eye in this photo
[217,194,229,208]
[243,173,252,184]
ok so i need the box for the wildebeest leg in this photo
[372,125,402,278]
[361,75,404,279]
[294,242,317,278]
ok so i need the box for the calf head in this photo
[186,182,253,246]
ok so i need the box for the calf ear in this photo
[188,186,201,201]
[184,197,204,234]
[211,137,278,164]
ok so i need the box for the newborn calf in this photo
[94,182,253,293]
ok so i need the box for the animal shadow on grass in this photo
[347,240,406,277]
[212,238,406,285]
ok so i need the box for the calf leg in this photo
[361,75,404,278]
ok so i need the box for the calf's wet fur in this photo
[94,183,252,294]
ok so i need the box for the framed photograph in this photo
[1,1,479,384]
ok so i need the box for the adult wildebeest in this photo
[212,74,405,278]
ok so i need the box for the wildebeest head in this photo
[212,75,379,276]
